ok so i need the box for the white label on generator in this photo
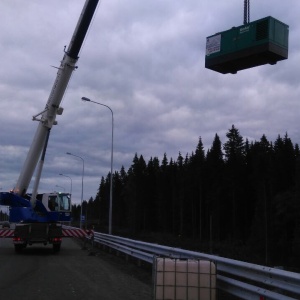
[206,34,221,56]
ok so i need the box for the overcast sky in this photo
[0,0,299,206]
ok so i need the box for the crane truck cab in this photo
[12,192,72,253]
[37,192,71,217]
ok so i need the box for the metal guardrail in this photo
[73,228,300,300]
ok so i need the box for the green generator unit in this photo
[205,16,289,74]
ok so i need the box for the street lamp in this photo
[59,173,72,195]
[55,185,65,192]
[81,96,114,235]
[66,152,84,229]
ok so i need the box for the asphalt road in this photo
[0,237,152,300]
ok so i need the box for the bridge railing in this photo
[69,227,300,300]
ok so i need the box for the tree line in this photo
[72,125,300,268]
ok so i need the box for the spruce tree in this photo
[223,125,246,240]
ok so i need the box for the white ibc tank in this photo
[154,258,216,300]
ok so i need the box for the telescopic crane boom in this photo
[14,0,99,201]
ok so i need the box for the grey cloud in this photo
[0,0,299,204]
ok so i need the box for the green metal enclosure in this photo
[205,16,289,74]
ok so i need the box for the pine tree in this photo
[159,153,173,233]
[124,154,147,233]
[145,157,160,231]
[192,137,206,240]
[176,152,185,236]
[247,135,273,264]
[223,125,246,240]
[206,133,224,245]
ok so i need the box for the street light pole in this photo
[81,96,114,235]
[66,152,84,229]
[59,173,73,196]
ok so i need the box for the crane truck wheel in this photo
[53,243,61,253]
[14,244,24,253]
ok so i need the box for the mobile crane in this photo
[0,0,99,252]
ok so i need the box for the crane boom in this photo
[14,0,99,198]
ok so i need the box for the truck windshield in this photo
[48,194,71,212]
[58,194,71,211]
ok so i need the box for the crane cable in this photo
[244,0,250,25]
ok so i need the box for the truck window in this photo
[48,196,58,212]
[58,194,71,211]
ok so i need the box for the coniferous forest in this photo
[72,125,300,269]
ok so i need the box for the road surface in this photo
[0,237,152,300]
